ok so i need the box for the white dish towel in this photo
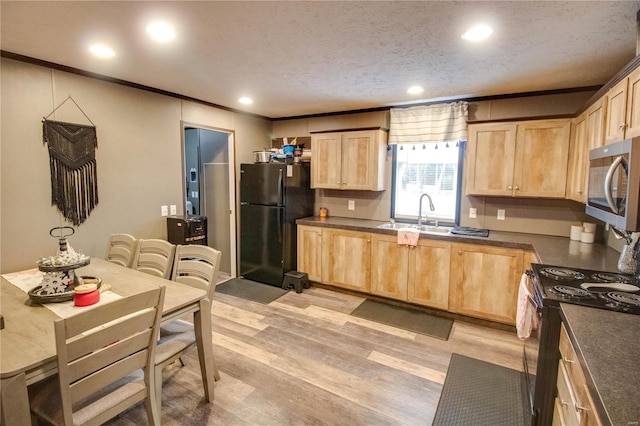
[516,273,538,340]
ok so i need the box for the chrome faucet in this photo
[418,193,435,227]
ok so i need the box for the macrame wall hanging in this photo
[42,96,98,226]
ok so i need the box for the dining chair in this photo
[154,244,222,411]
[105,233,138,268]
[28,286,166,426]
[131,239,176,279]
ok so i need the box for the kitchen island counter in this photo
[560,303,640,426]
[297,216,622,272]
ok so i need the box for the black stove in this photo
[531,263,640,315]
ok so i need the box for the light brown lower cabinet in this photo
[297,225,527,325]
[370,234,452,310]
[321,228,371,292]
[449,243,524,324]
[297,225,323,282]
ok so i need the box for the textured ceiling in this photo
[2,1,640,119]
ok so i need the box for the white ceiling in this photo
[2,1,640,119]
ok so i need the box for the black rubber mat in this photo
[215,278,288,304]
[350,299,453,340]
[433,354,531,426]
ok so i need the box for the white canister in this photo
[583,222,596,234]
[581,231,595,244]
[570,225,583,241]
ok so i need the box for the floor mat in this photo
[216,278,288,304]
[433,354,531,426]
[350,299,453,340]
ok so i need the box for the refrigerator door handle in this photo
[277,168,284,206]
[277,208,283,244]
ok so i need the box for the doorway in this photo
[182,125,236,277]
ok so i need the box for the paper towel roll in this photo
[570,225,583,241]
[581,231,595,244]
[583,222,596,234]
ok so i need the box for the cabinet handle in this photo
[560,399,569,407]
[458,250,462,255]
[562,356,574,364]
[577,190,582,194]
[514,186,519,190]
[576,404,589,413]
[508,185,513,190]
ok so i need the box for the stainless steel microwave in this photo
[586,137,640,231]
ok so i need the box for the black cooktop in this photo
[531,263,640,315]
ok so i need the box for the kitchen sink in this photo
[417,225,453,234]
[377,222,409,229]
[377,222,453,234]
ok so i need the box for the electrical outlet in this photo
[469,207,477,219]
[348,200,355,211]
[170,205,177,215]
[161,205,168,216]
[497,209,506,220]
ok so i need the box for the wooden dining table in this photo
[0,257,216,425]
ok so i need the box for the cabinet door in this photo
[465,123,517,196]
[297,225,322,282]
[586,98,606,151]
[566,114,588,203]
[625,66,640,139]
[370,234,408,299]
[450,244,524,324]
[407,239,451,310]
[604,77,628,144]
[342,131,378,190]
[311,133,343,189]
[321,229,371,292]
[514,119,570,198]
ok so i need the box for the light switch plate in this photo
[348,200,355,210]
[497,209,506,220]
[170,205,177,215]
[161,205,169,216]
[469,207,477,219]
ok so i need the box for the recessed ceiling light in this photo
[407,86,424,95]
[239,97,253,105]
[461,25,493,42]
[89,44,115,58]
[146,21,175,42]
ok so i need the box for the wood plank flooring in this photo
[107,285,524,425]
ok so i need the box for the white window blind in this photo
[389,101,468,145]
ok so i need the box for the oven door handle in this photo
[604,155,626,214]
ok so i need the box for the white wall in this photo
[1,58,271,273]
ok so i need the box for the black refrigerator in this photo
[240,162,315,286]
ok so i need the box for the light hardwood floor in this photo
[108,285,524,425]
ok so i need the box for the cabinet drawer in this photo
[553,398,567,426]
[559,323,602,426]
[556,360,580,426]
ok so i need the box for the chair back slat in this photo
[53,286,165,425]
[171,245,222,300]
[132,239,176,279]
[106,234,138,268]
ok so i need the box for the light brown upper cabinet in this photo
[466,119,571,198]
[604,66,640,144]
[566,112,588,203]
[566,98,606,204]
[311,129,387,191]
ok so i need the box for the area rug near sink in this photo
[350,299,453,340]
[215,278,288,304]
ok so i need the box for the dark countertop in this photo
[297,216,622,271]
[560,304,640,426]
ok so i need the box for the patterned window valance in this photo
[389,101,468,144]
